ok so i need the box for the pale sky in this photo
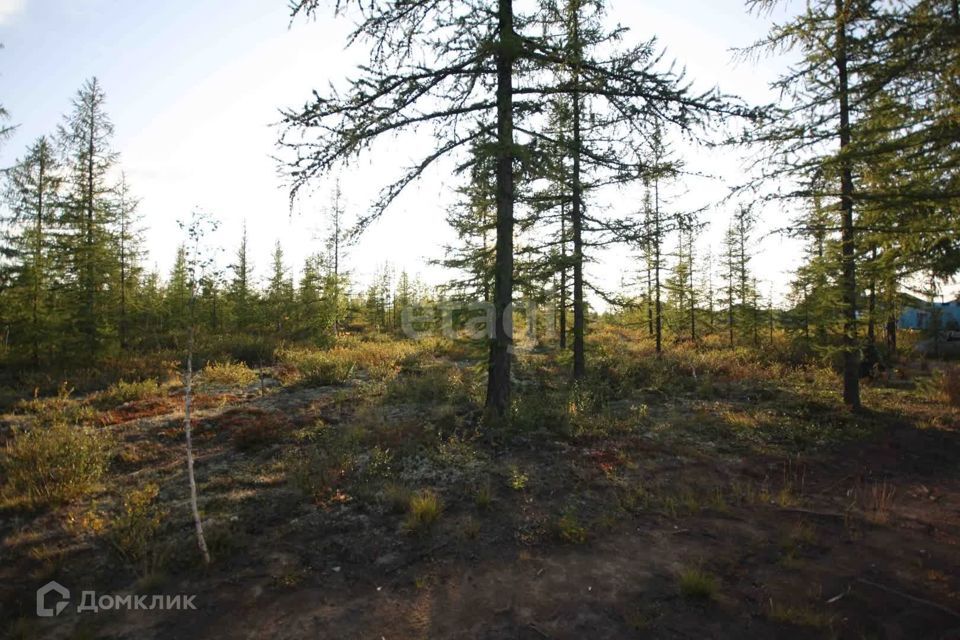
[0,0,807,306]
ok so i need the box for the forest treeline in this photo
[2,0,959,417]
[278,0,959,414]
[0,79,437,373]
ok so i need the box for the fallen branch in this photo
[856,578,960,620]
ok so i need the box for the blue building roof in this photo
[899,300,960,330]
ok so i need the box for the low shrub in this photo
[275,347,355,386]
[285,448,345,501]
[386,361,467,405]
[100,396,177,426]
[1,423,112,506]
[508,465,529,491]
[201,361,257,387]
[205,335,278,366]
[202,407,290,451]
[345,338,418,380]
[276,340,420,386]
[107,355,180,386]
[107,483,168,575]
[283,426,361,501]
[96,379,164,408]
[511,391,570,434]
[555,512,588,544]
[15,383,97,427]
[232,420,287,451]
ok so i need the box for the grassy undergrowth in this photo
[1,325,957,639]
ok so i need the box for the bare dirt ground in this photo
[2,344,960,639]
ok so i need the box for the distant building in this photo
[899,298,960,331]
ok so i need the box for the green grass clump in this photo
[405,490,442,531]
[678,568,718,600]
[1,423,112,506]
[97,378,164,407]
[474,482,494,510]
[201,360,257,387]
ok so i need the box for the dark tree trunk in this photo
[571,9,585,380]
[559,201,567,350]
[646,263,653,336]
[727,260,734,348]
[769,302,774,343]
[688,234,696,341]
[333,190,341,337]
[836,0,861,410]
[485,0,516,418]
[654,180,662,357]
[31,149,46,369]
[886,315,897,354]
[866,246,877,347]
[85,120,97,359]
[119,193,127,351]
[571,111,585,377]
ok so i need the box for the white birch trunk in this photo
[185,323,210,564]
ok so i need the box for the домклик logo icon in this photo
[37,581,70,617]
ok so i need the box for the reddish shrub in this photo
[100,396,177,426]
[203,406,291,451]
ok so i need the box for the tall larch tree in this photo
[228,221,254,332]
[2,136,62,366]
[57,77,120,359]
[280,0,533,418]
[742,0,898,409]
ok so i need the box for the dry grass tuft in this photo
[678,568,718,600]
[405,489,442,532]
